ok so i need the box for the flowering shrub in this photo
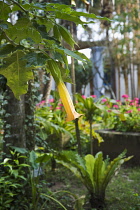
[100,95,140,132]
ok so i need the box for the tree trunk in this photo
[24,80,35,151]
[137,65,140,98]
[106,29,116,98]
[3,87,26,155]
[123,68,129,96]
[3,81,35,155]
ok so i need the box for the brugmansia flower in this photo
[57,81,82,121]
[47,59,82,121]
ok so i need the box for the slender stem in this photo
[90,120,94,155]
[70,21,82,155]
[75,118,81,155]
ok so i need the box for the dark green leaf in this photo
[0,2,11,20]
[53,25,61,41]
[59,25,77,48]
[0,44,16,58]
[15,17,32,29]
[36,154,51,163]
[6,26,41,44]
[29,150,38,169]
[11,146,28,154]
[22,52,48,67]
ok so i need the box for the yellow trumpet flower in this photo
[57,81,82,121]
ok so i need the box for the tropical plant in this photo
[35,101,75,150]
[99,95,140,132]
[0,147,71,210]
[55,150,133,209]
[75,94,104,154]
[0,149,30,209]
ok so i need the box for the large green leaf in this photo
[93,152,103,192]
[0,2,11,20]
[0,44,24,58]
[36,153,52,163]
[53,25,61,41]
[29,150,38,169]
[85,154,95,187]
[47,59,62,84]
[101,150,130,191]
[59,25,77,48]
[22,52,48,67]
[0,44,17,58]
[15,17,32,29]
[11,146,28,154]
[5,25,41,44]
[0,50,33,99]
[57,47,88,62]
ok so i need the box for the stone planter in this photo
[94,130,140,166]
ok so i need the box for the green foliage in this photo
[0,151,30,209]
[0,0,109,98]
[98,96,140,132]
[58,25,77,48]
[44,164,140,210]
[35,103,75,151]
[76,94,100,122]
[55,150,133,208]
[0,148,67,210]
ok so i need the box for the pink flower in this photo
[91,95,97,98]
[101,98,107,102]
[116,100,120,102]
[122,94,129,98]
[125,99,130,102]
[134,98,139,101]
[56,107,61,110]
[36,100,45,107]
[126,110,133,113]
[113,105,119,108]
[49,98,54,103]
[137,108,140,111]
[130,102,135,106]
[107,110,111,112]
[82,95,86,99]
[58,103,63,107]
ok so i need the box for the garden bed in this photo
[45,165,140,209]
[94,129,140,166]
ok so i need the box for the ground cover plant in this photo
[44,165,140,210]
